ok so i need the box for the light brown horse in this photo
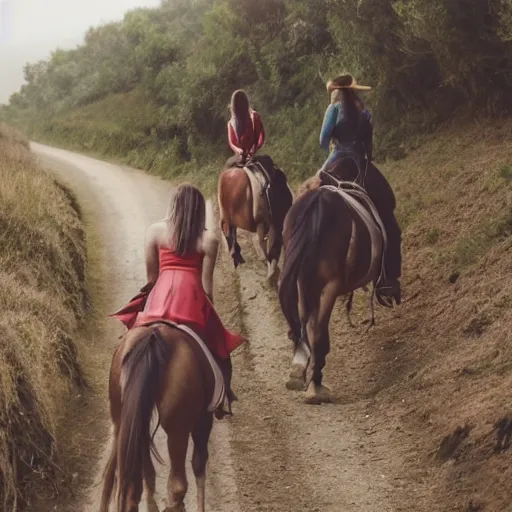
[100,322,216,512]
[278,176,387,404]
[218,157,293,287]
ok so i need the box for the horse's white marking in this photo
[267,257,277,278]
[292,339,311,368]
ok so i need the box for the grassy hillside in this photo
[0,124,88,510]
[363,118,512,510]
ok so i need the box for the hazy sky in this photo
[0,0,161,104]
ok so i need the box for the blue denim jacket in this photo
[319,102,372,171]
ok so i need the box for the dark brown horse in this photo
[100,323,217,512]
[278,176,387,404]
[218,157,293,287]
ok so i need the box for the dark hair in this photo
[340,89,363,128]
[167,183,206,256]
[230,89,251,138]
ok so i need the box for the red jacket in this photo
[228,110,265,156]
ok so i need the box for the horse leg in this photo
[191,412,214,512]
[100,351,122,512]
[220,219,233,252]
[265,223,281,289]
[367,285,376,331]
[143,451,159,512]
[99,426,118,512]
[255,222,268,262]
[345,292,355,328]
[232,226,245,267]
[164,431,189,512]
[305,283,338,405]
[287,285,310,391]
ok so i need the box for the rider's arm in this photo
[144,223,160,285]
[252,111,265,153]
[201,231,219,303]
[228,121,244,155]
[319,103,338,151]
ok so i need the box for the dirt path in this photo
[31,143,238,512]
[31,142,405,511]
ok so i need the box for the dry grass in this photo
[354,118,512,510]
[0,124,87,510]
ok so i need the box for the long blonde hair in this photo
[166,184,206,256]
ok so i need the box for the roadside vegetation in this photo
[2,0,512,187]
[0,124,88,510]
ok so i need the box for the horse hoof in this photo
[286,364,305,391]
[305,382,332,404]
[267,273,278,290]
[286,376,306,391]
[289,364,305,379]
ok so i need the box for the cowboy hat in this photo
[326,73,372,93]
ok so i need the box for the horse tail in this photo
[279,188,328,343]
[268,175,294,262]
[99,427,118,512]
[116,328,172,511]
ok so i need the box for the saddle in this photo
[243,156,281,222]
[324,150,369,188]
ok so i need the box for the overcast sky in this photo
[0,0,161,104]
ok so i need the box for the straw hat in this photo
[326,73,372,93]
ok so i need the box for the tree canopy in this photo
[3,0,512,177]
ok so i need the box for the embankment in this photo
[0,124,88,510]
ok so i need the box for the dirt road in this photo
[32,142,404,511]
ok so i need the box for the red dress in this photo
[110,247,245,359]
[228,110,265,156]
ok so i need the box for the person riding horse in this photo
[318,73,402,305]
[226,89,284,196]
[110,184,244,419]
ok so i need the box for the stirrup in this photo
[375,291,393,308]
[214,394,235,420]
[376,282,401,307]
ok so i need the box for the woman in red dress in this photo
[110,183,245,417]
[226,89,265,167]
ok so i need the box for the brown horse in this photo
[218,157,293,287]
[100,322,218,512]
[278,176,387,404]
